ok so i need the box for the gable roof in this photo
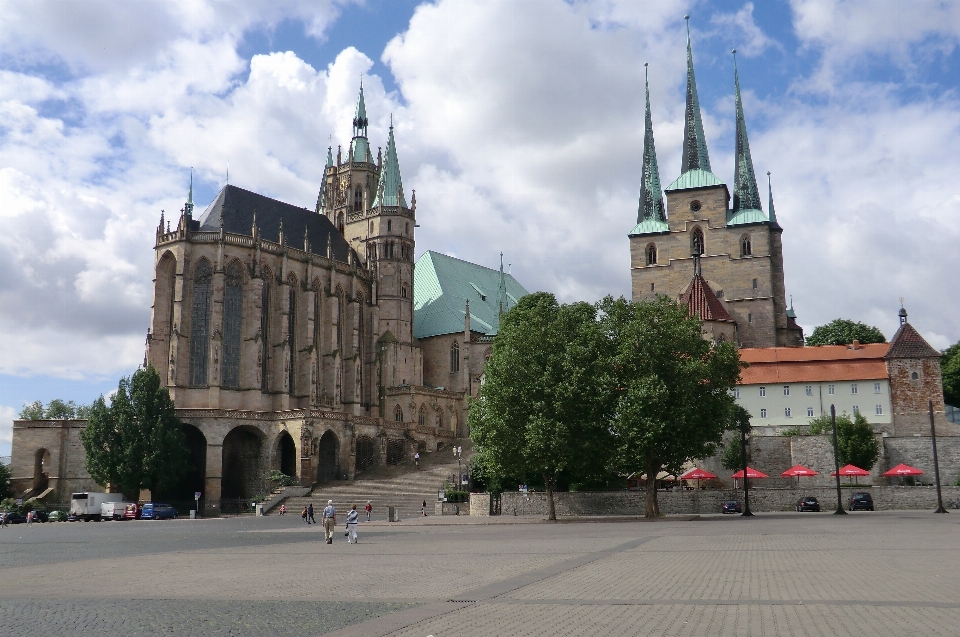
[197,185,352,263]
[739,344,890,384]
[680,275,733,322]
[885,322,941,359]
[413,251,529,339]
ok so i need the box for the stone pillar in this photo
[203,442,223,516]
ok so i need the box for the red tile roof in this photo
[885,322,941,359]
[738,344,889,384]
[680,275,733,322]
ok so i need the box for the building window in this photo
[189,260,213,386]
[221,261,244,388]
[288,285,296,393]
[874,382,881,394]
[783,385,790,396]
[807,407,814,417]
[828,384,835,395]
[740,234,752,257]
[650,283,655,292]
[805,385,813,396]
[387,219,392,232]
[851,383,858,394]
[734,388,740,399]
[401,284,408,298]
[853,405,860,415]
[353,185,363,212]
[785,407,792,417]
[450,342,460,373]
[748,313,752,324]
[691,227,704,256]
[406,223,409,234]
[394,405,403,422]
[911,371,919,380]
[418,405,426,428]
[645,243,657,266]
[875,404,883,415]
[760,408,767,419]
[752,278,758,289]
[369,221,374,234]
[261,268,272,391]
[759,386,766,397]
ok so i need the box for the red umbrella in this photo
[680,467,717,491]
[781,465,818,477]
[830,464,870,477]
[883,464,923,477]
[730,467,768,479]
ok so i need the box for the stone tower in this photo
[629,20,803,348]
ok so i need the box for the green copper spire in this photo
[766,171,781,230]
[681,15,711,174]
[351,85,371,163]
[185,168,194,216]
[325,145,333,168]
[732,50,763,215]
[638,63,666,225]
[372,118,406,208]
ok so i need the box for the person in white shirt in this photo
[322,500,336,544]
[346,504,359,544]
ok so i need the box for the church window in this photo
[450,342,460,373]
[353,186,363,212]
[405,223,409,234]
[645,243,657,266]
[221,260,244,388]
[260,267,272,391]
[740,234,752,257]
[387,220,392,232]
[752,278,758,289]
[418,405,426,428]
[911,371,919,380]
[288,284,297,394]
[690,200,702,212]
[189,259,213,386]
[336,212,344,235]
[394,405,403,422]
[401,284,408,298]
[369,221,374,234]
[691,227,704,256]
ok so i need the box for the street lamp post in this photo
[830,405,847,515]
[740,425,753,517]
[930,400,948,514]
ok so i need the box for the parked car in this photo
[796,496,821,512]
[849,492,875,511]
[1,511,28,524]
[46,510,66,522]
[123,503,140,520]
[140,503,177,520]
[721,500,742,514]
[31,510,51,522]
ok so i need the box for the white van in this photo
[100,501,134,521]
[70,493,124,521]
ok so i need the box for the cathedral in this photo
[629,21,803,349]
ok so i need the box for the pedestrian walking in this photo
[346,504,359,544]
[364,501,372,522]
[301,506,308,523]
[307,503,316,525]
[26,511,32,525]
[414,452,420,470]
[421,499,427,516]
[322,500,336,544]
[279,504,286,516]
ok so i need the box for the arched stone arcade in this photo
[221,425,266,500]
[274,430,297,479]
[316,430,339,483]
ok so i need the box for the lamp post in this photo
[930,400,948,514]
[740,425,753,517]
[830,405,847,515]
[454,446,463,492]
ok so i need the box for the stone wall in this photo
[494,485,960,517]
[10,420,99,501]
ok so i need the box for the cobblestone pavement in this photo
[1,511,959,636]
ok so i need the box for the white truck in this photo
[70,492,124,521]
[100,500,134,521]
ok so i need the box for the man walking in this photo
[414,452,420,470]
[322,500,336,544]
[307,503,316,525]
[364,501,372,522]
[346,504,359,544]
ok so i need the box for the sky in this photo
[1,0,959,456]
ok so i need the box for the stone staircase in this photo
[284,440,474,520]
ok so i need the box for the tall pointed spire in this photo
[350,85,371,162]
[638,63,666,225]
[732,50,763,214]
[766,171,781,229]
[681,15,711,174]
[372,118,406,208]
[184,168,194,216]
[497,252,507,317]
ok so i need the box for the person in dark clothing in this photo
[307,503,316,524]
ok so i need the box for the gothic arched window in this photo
[418,405,426,428]
[260,266,272,392]
[450,342,460,373]
[189,259,213,386]
[645,243,657,266]
[353,185,363,212]
[394,405,404,422]
[287,276,297,394]
[691,227,704,256]
[401,284,408,299]
[740,234,752,257]
[221,260,244,388]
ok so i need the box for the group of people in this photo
[278,500,373,544]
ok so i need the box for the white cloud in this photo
[710,3,780,57]
[0,405,15,458]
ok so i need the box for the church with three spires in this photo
[629,19,803,349]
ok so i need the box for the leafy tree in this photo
[805,319,886,346]
[18,399,91,420]
[18,401,44,420]
[808,411,880,470]
[942,341,960,408]
[601,296,743,518]
[720,437,743,472]
[80,365,191,497]
[469,293,612,521]
[0,461,12,501]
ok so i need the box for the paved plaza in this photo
[1,510,959,636]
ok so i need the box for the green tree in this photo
[720,437,743,472]
[0,461,12,500]
[80,365,191,497]
[18,401,44,420]
[720,407,753,471]
[805,319,886,346]
[601,296,743,518]
[942,341,960,408]
[18,399,91,420]
[808,411,880,470]
[469,293,611,521]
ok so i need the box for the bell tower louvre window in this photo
[645,243,657,266]
[740,234,752,257]
[353,186,363,212]
[691,227,704,256]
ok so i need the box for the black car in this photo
[0,512,27,524]
[849,492,874,511]
[721,500,742,514]
[796,496,821,512]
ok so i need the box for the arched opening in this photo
[33,448,50,492]
[260,266,273,392]
[154,251,177,384]
[740,234,752,257]
[691,227,704,256]
[394,405,404,422]
[645,243,657,266]
[355,435,378,473]
[221,425,265,501]
[450,342,460,373]
[275,430,297,479]
[156,424,207,510]
[386,438,405,465]
[316,430,339,483]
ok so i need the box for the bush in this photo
[779,427,805,437]
[267,470,297,487]
[444,489,468,503]
[808,411,880,470]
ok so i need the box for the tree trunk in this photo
[544,473,557,521]
[644,456,661,518]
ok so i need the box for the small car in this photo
[1,512,28,524]
[796,496,821,512]
[721,500,742,514]
[849,492,875,511]
[123,503,140,520]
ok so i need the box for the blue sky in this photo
[2,0,960,456]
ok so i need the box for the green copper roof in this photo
[732,51,763,216]
[351,136,371,163]
[680,16,711,175]
[414,251,529,339]
[352,85,368,138]
[325,146,333,168]
[726,208,767,226]
[628,218,670,236]
[637,63,666,227]
[665,168,724,192]
[766,171,781,230]
[372,123,406,208]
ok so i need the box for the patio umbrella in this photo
[730,467,768,489]
[680,467,717,490]
[781,464,818,488]
[830,464,870,477]
[883,463,923,477]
